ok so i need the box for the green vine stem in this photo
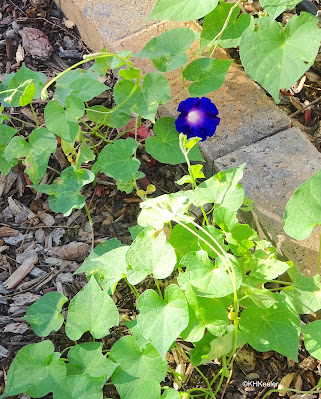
[29,103,39,127]
[175,343,213,396]
[84,204,94,251]
[208,0,241,57]
[124,277,140,298]
[41,52,132,100]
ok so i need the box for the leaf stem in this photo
[317,230,321,276]
[124,277,140,298]
[154,276,163,298]
[29,103,39,127]
[84,204,94,251]
[41,52,133,100]
[175,343,212,393]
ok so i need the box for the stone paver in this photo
[55,0,158,52]
[215,127,321,275]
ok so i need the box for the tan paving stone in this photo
[215,127,321,276]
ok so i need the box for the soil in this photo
[0,1,321,399]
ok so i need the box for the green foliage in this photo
[2,5,321,397]
[136,285,189,358]
[0,125,18,174]
[5,127,57,184]
[183,58,233,96]
[302,321,321,361]
[44,95,84,144]
[66,342,117,379]
[190,330,245,365]
[0,341,66,398]
[281,265,321,314]
[149,0,219,21]
[31,166,94,216]
[65,277,119,340]
[23,291,67,337]
[240,13,321,103]
[181,284,228,342]
[54,69,106,104]
[260,0,301,19]
[192,165,244,208]
[136,28,199,72]
[239,297,301,360]
[284,167,321,240]
[92,138,140,183]
[0,64,46,107]
[200,2,252,51]
[145,117,204,164]
[109,335,168,399]
[178,250,242,297]
[126,226,177,284]
[76,239,129,294]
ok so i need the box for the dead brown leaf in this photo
[278,373,297,397]
[0,226,19,238]
[50,242,89,260]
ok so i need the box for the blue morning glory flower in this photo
[175,97,220,141]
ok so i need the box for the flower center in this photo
[187,110,201,124]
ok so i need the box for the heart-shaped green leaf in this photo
[178,250,242,298]
[168,223,201,262]
[284,167,321,240]
[136,28,199,72]
[192,165,245,208]
[54,69,105,105]
[66,277,119,340]
[302,320,321,361]
[66,342,118,379]
[200,2,252,51]
[248,241,290,281]
[0,125,17,174]
[239,297,301,360]
[1,340,66,398]
[23,291,67,337]
[190,330,246,365]
[76,243,129,294]
[52,375,105,399]
[282,265,321,314]
[149,0,219,21]
[5,127,57,185]
[145,117,203,164]
[126,227,177,285]
[44,95,84,144]
[31,166,94,216]
[92,138,140,182]
[181,285,228,342]
[109,335,168,399]
[240,13,321,102]
[136,285,189,359]
[260,0,301,19]
[162,390,181,399]
[184,58,232,96]
[0,64,46,107]
[138,191,193,229]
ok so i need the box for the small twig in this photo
[289,95,321,117]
